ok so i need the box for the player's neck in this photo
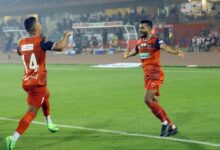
[147,34,152,40]
[29,32,41,37]
[142,34,152,41]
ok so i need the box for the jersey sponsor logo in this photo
[23,74,38,81]
[21,44,34,51]
[146,45,153,49]
[139,53,150,59]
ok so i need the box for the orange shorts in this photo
[22,85,49,108]
[144,79,163,96]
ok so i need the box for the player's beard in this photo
[140,31,148,38]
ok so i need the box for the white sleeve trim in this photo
[51,42,56,51]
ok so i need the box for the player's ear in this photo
[31,22,38,32]
[41,34,47,41]
[33,24,38,32]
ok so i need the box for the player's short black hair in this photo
[24,17,37,33]
[140,20,153,28]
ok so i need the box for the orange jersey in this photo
[18,36,54,86]
[136,36,164,81]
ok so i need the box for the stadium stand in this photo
[0,0,219,53]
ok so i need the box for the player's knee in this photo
[45,90,50,99]
[28,106,39,114]
[144,95,152,104]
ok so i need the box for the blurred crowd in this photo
[1,2,220,54]
[189,33,219,53]
[56,8,155,34]
[180,4,220,21]
[56,7,220,33]
[177,28,220,52]
[2,6,219,33]
[1,32,20,59]
[68,28,126,55]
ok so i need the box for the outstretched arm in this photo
[124,49,138,58]
[160,44,185,57]
[124,45,139,58]
[52,31,72,51]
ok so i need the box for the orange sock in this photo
[42,90,50,116]
[160,108,174,126]
[153,98,174,126]
[147,101,166,122]
[16,112,36,135]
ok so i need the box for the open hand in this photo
[124,51,129,58]
[63,31,72,38]
[177,50,185,58]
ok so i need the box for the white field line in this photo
[0,117,220,147]
[0,66,220,73]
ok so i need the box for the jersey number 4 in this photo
[22,53,39,73]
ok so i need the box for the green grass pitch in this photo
[0,64,220,150]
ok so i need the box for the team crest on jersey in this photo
[150,82,156,87]
[140,43,147,47]
[21,44,34,51]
